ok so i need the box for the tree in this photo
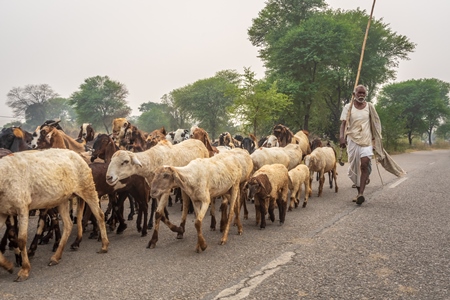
[376,79,450,146]
[69,76,132,133]
[422,79,450,145]
[228,67,291,137]
[248,3,415,138]
[436,119,450,140]
[6,84,59,120]
[171,70,241,139]
[135,101,174,132]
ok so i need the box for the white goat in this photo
[247,164,290,229]
[105,139,209,248]
[288,164,312,209]
[0,149,109,282]
[304,147,338,197]
[150,151,243,252]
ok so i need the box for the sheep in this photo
[149,151,243,252]
[210,148,254,230]
[106,138,209,249]
[250,147,290,173]
[304,147,338,197]
[247,164,290,229]
[293,130,312,159]
[282,143,304,170]
[0,148,109,282]
[262,135,280,148]
[146,127,167,149]
[288,164,312,209]
[167,128,190,144]
[191,127,219,157]
[38,125,87,154]
[111,118,129,145]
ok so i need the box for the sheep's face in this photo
[247,179,261,200]
[106,150,141,186]
[150,167,175,198]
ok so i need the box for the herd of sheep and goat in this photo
[0,119,339,281]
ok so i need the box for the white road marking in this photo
[389,177,408,188]
[214,251,295,299]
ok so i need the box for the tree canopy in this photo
[376,78,450,145]
[69,76,132,133]
[228,67,291,137]
[248,1,415,139]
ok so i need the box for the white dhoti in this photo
[347,138,373,187]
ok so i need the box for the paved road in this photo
[1,149,449,299]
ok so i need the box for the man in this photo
[339,85,372,205]
[339,85,406,205]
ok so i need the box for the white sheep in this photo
[288,164,312,209]
[304,147,338,197]
[262,135,280,148]
[293,130,312,159]
[0,148,109,282]
[150,151,243,252]
[250,147,290,173]
[247,163,290,229]
[105,138,209,248]
[282,143,304,170]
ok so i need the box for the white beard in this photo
[355,97,366,103]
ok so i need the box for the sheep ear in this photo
[171,166,185,186]
[130,153,142,167]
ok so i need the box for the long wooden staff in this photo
[345,0,383,184]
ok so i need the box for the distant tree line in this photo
[4,0,450,146]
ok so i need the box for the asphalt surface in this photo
[1,149,449,300]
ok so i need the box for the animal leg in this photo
[16,211,31,282]
[81,192,109,254]
[0,214,14,276]
[193,199,209,252]
[210,197,216,231]
[49,202,72,266]
[71,198,85,250]
[220,184,241,245]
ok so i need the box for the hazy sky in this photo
[1,1,449,127]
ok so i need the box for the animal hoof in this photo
[116,223,127,234]
[147,242,156,249]
[97,249,108,254]
[141,232,147,237]
[14,274,28,282]
[48,260,59,266]
[302,202,307,208]
[176,233,184,239]
[70,244,79,251]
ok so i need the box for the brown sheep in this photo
[247,164,290,229]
